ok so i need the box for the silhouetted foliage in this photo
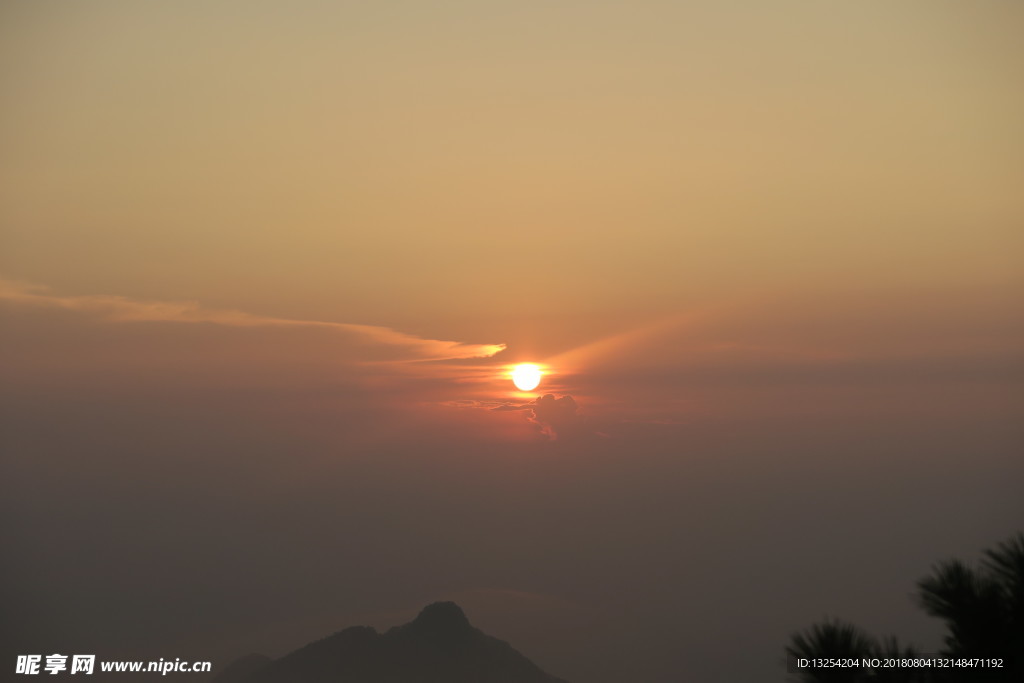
[786,619,874,682]
[786,619,927,683]
[916,532,1024,681]
[788,533,1023,683]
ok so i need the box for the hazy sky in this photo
[2,2,1022,682]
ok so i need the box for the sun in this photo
[511,363,543,392]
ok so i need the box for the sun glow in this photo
[511,363,543,392]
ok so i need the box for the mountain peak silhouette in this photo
[408,601,472,633]
[215,601,568,683]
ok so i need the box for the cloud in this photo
[480,396,600,439]
[528,393,594,440]
[541,313,701,372]
[491,403,530,412]
[0,279,505,362]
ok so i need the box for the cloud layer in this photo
[0,279,505,362]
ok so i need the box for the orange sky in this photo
[2,1,1021,331]
[2,3,1022,683]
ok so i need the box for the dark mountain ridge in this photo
[216,602,568,683]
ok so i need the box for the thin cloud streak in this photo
[0,279,506,362]
[542,313,703,372]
